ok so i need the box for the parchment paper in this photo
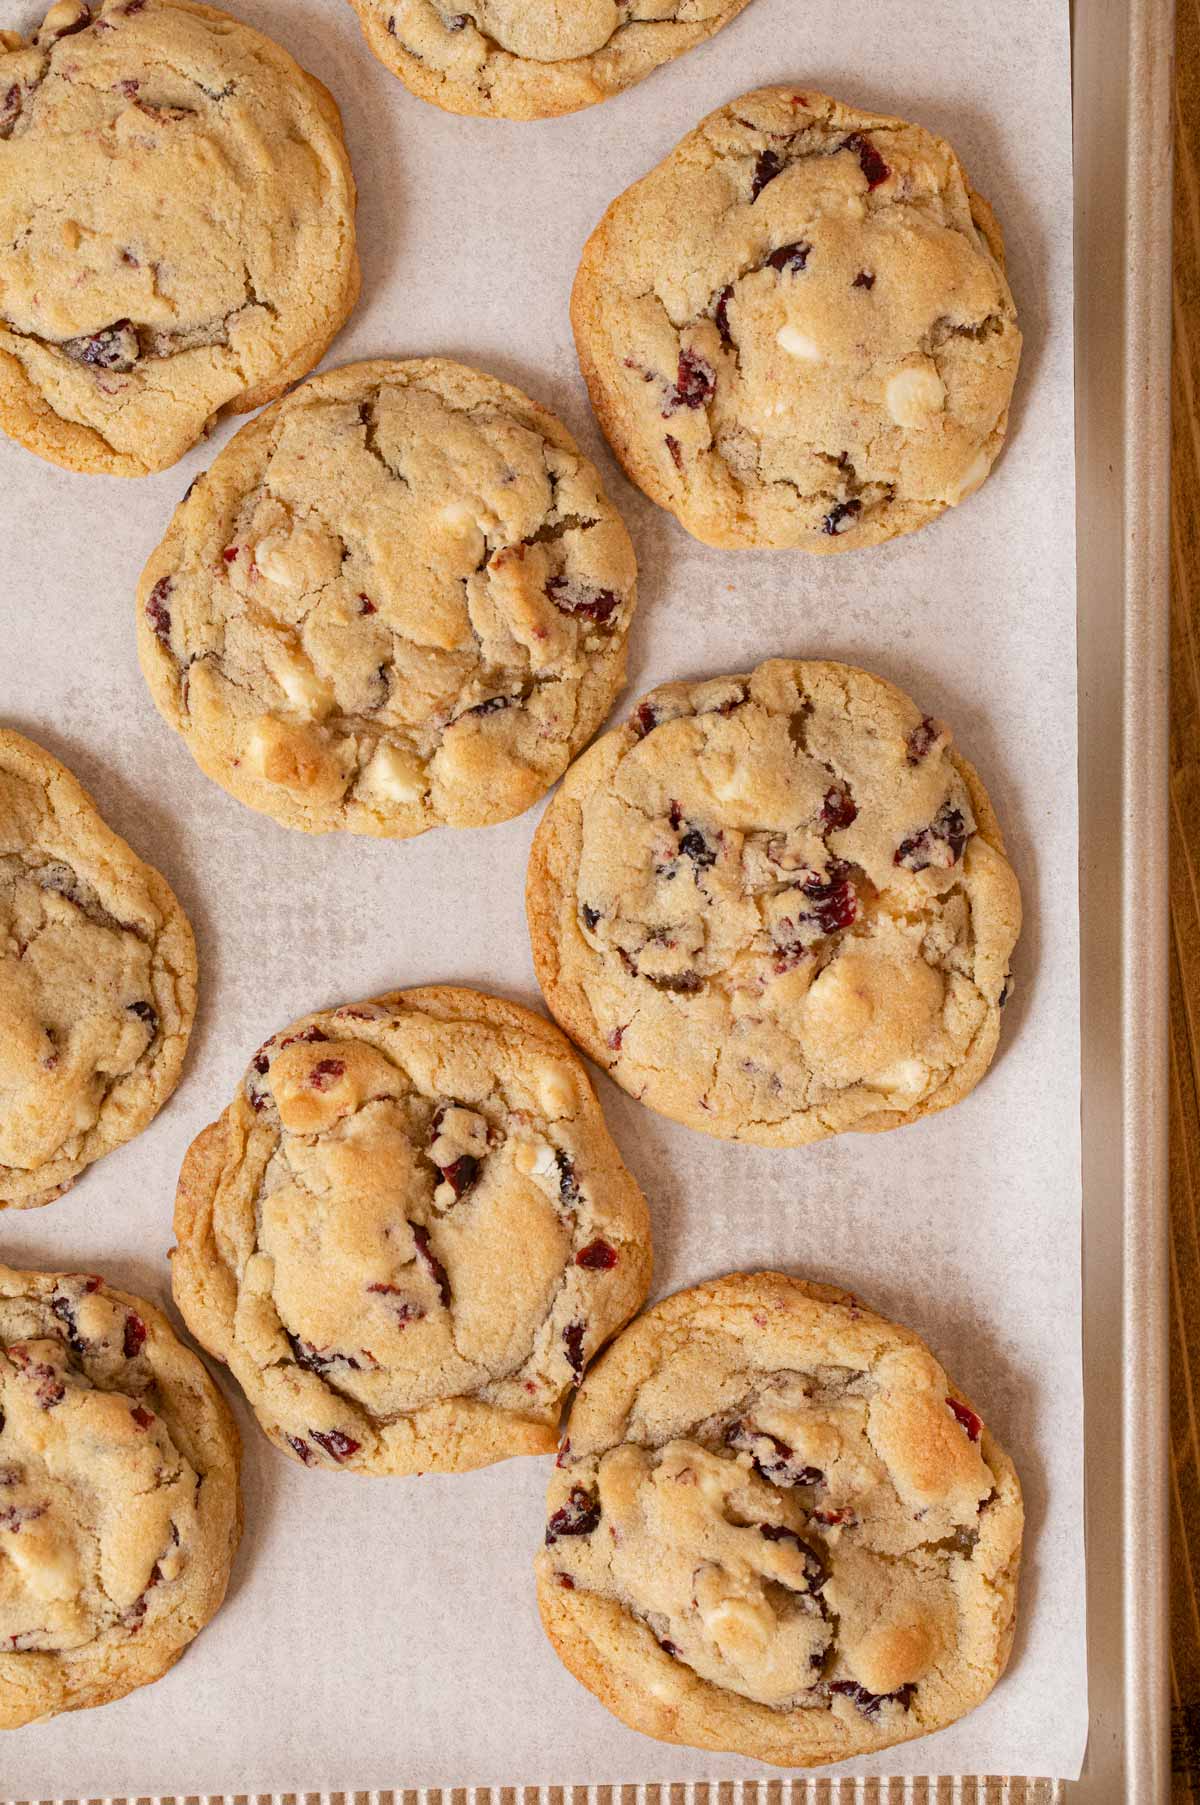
[0,0,1084,1787]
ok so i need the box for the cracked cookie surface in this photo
[171,987,652,1474]
[0,1264,240,1727]
[0,0,359,477]
[536,1271,1022,1767]
[137,359,639,835]
[345,0,753,121]
[526,659,1021,1145]
[571,88,1021,550]
[0,730,197,1209]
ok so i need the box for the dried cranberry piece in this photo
[766,241,811,274]
[310,1428,360,1462]
[713,284,734,346]
[751,148,783,200]
[823,498,862,536]
[829,1679,915,1718]
[799,862,858,934]
[412,1225,451,1305]
[437,1154,479,1199]
[546,577,620,624]
[358,593,377,614]
[123,1313,147,1358]
[50,1296,86,1354]
[576,1240,618,1271]
[130,1404,154,1430]
[145,577,172,643]
[894,802,969,872]
[581,904,600,931]
[280,1026,329,1049]
[563,1320,586,1378]
[726,1420,824,1488]
[287,1435,314,1465]
[758,1523,828,1591]
[556,1152,581,1210]
[309,1058,346,1091]
[127,999,158,1034]
[62,319,138,372]
[648,970,703,994]
[821,786,857,830]
[665,434,683,470]
[905,716,941,764]
[545,1485,601,1544]
[946,1396,983,1442]
[665,350,715,414]
[842,133,890,188]
[658,1637,681,1656]
[0,83,22,137]
[632,701,661,738]
[467,694,514,717]
[852,270,876,290]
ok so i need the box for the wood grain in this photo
[1172,0,1200,1794]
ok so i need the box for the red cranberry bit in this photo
[665,434,683,470]
[123,1313,147,1358]
[823,498,862,536]
[563,1320,586,1378]
[545,1485,601,1544]
[678,824,717,870]
[546,576,620,624]
[145,577,172,643]
[713,284,734,346]
[287,1435,314,1465]
[821,786,857,830]
[842,133,890,188]
[1,84,22,137]
[280,1025,329,1049]
[438,1154,479,1199]
[648,970,704,994]
[750,148,783,200]
[555,1438,571,1468]
[576,1240,618,1271]
[127,999,158,1034]
[946,1397,983,1442]
[309,1058,346,1091]
[130,1404,155,1430]
[726,1420,824,1489]
[895,802,969,871]
[767,241,811,274]
[581,904,601,931]
[310,1428,360,1462]
[906,716,941,764]
[412,1224,451,1306]
[799,861,858,934]
[115,76,139,97]
[759,1523,827,1591]
[51,1295,88,1353]
[829,1679,915,1718]
[632,700,662,737]
[555,1571,576,1589]
[665,350,715,415]
[813,1507,855,1528]
[358,593,377,614]
[62,320,139,373]
[852,270,876,290]
[658,1637,681,1657]
[606,1025,624,1052]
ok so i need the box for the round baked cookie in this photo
[571,88,1021,550]
[0,1264,241,1728]
[137,359,639,836]
[0,0,360,477]
[0,730,197,1210]
[171,987,652,1474]
[537,1272,1022,1767]
[345,1,753,121]
[527,659,1021,1145]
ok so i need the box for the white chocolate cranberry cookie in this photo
[536,1272,1022,1767]
[0,1265,241,1727]
[0,0,359,477]
[526,659,1021,1145]
[137,359,638,836]
[0,730,197,1210]
[571,88,1021,549]
[345,0,753,121]
[171,988,652,1474]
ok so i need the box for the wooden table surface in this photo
[1172,0,1200,1795]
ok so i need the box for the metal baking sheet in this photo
[0,0,1174,1794]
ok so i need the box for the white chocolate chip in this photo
[513,1135,561,1186]
[946,447,993,506]
[268,650,334,720]
[360,743,427,805]
[776,325,822,362]
[886,362,947,427]
[537,1062,577,1117]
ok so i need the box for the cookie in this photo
[0,730,197,1210]
[171,987,652,1474]
[536,1271,1022,1766]
[345,1,753,121]
[526,659,1021,1145]
[0,1264,241,1728]
[0,0,360,477]
[571,88,1021,550]
[137,359,639,836]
